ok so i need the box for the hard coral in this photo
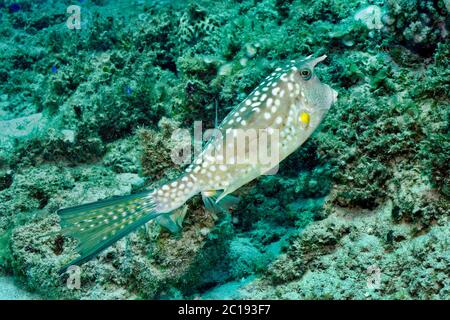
[177,4,220,46]
[385,0,449,55]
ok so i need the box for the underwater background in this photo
[0,0,448,299]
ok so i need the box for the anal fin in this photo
[155,206,188,233]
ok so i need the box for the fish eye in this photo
[300,68,312,80]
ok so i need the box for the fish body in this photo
[57,55,337,271]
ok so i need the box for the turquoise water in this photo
[0,0,448,300]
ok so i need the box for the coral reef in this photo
[385,0,449,55]
[0,0,448,299]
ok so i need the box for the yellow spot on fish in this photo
[299,112,310,127]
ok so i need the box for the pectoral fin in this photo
[202,190,240,215]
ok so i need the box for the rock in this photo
[0,113,47,156]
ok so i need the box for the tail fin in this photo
[58,190,160,273]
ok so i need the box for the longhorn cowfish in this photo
[58,54,338,271]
